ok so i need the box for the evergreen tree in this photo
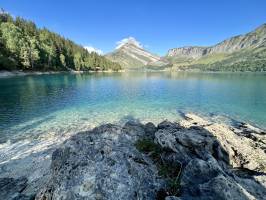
[60,54,66,68]
[0,10,122,71]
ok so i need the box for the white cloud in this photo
[116,37,143,49]
[84,46,103,55]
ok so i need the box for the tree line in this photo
[0,9,122,71]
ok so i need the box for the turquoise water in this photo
[0,71,266,143]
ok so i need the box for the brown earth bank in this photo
[0,113,265,200]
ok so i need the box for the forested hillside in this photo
[0,10,121,71]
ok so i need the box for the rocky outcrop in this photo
[155,114,266,200]
[167,46,207,59]
[11,114,264,200]
[36,122,165,200]
[180,114,266,172]
[167,24,266,59]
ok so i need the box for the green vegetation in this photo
[135,139,182,198]
[180,47,266,72]
[193,53,227,65]
[0,9,121,71]
[135,139,162,159]
[168,24,266,72]
[170,48,266,72]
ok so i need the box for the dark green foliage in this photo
[185,59,266,72]
[0,9,121,71]
[135,139,182,197]
[135,139,161,156]
[145,63,174,71]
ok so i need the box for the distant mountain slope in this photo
[166,24,266,71]
[105,37,168,69]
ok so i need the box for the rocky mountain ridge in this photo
[105,24,266,71]
[167,24,266,59]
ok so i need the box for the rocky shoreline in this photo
[0,70,125,78]
[0,113,265,200]
[0,70,62,78]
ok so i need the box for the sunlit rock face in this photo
[166,24,266,65]
[105,37,168,69]
[167,46,207,59]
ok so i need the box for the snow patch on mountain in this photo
[116,37,143,49]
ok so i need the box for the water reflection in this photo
[0,71,266,142]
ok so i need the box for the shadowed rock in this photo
[144,122,157,140]
[0,177,33,200]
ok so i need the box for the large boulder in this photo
[154,114,266,200]
[36,124,164,200]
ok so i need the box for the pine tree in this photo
[0,11,122,71]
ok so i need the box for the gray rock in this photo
[178,158,252,200]
[234,122,265,135]
[198,175,250,200]
[157,120,181,131]
[122,120,145,140]
[165,196,182,200]
[167,46,206,59]
[0,177,29,200]
[13,194,35,200]
[144,122,157,140]
[36,124,164,200]
[181,158,223,187]
[154,114,266,200]
[155,126,218,164]
[32,113,266,200]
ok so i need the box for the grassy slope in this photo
[168,46,266,72]
[167,24,266,71]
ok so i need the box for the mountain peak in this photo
[116,37,143,49]
[106,37,168,69]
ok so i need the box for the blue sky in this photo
[1,0,266,55]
